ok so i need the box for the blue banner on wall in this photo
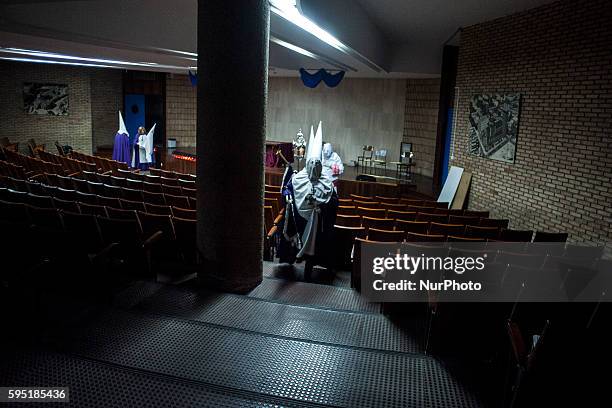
[188,70,198,87]
[299,68,345,88]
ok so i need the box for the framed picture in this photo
[400,142,412,163]
[468,94,520,163]
[23,82,69,115]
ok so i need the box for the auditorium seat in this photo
[465,225,500,240]
[142,191,165,205]
[479,218,510,229]
[178,179,195,189]
[335,214,361,227]
[78,202,108,217]
[145,202,172,216]
[533,231,568,243]
[350,194,374,202]
[447,235,485,242]
[428,222,465,237]
[165,194,190,209]
[126,178,143,190]
[143,181,163,193]
[162,184,182,196]
[26,193,54,209]
[362,216,395,231]
[395,220,429,234]
[97,195,121,209]
[26,181,46,196]
[98,173,112,185]
[188,197,197,210]
[172,217,198,265]
[28,205,63,230]
[407,205,436,213]
[81,170,99,183]
[464,210,490,218]
[102,184,122,199]
[448,215,480,226]
[96,215,150,275]
[337,205,356,216]
[380,202,406,211]
[110,175,128,188]
[120,187,142,202]
[52,197,80,213]
[406,232,445,242]
[75,191,98,205]
[338,198,353,205]
[56,174,75,190]
[182,187,196,199]
[171,206,197,220]
[137,212,178,266]
[368,228,404,242]
[106,207,138,221]
[0,200,29,225]
[120,199,146,212]
[161,176,178,186]
[387,210,416,222]
[399,198,423,206]
[416,212,448,224]
[332,225,366,272]
[500,229,534,242]
[86,181,104,196]
[374,196,399,204]
[72,177,90,193]
[61,211,103,254]
[356,207,386,218]
[353,199,380,209]
[145,174,161,184]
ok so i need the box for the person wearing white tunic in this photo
[131,124,156,170]
[322,143,344,185]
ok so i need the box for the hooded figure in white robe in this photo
[132,123,155,170]
[278,122,338,274]
[322,142,344,184]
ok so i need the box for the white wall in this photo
[266,77,407,167]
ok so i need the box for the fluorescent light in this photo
[270,37,319,59]
[0,56,116,69]
[270,0,347,53]
[0,47,194,71]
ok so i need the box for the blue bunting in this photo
[188,70,198,87]
[299,68,345,88]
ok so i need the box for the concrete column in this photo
[196,0,269,292]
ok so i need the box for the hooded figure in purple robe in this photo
[112,111,131,165]
[131,124,156,171]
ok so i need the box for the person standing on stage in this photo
[322,142,344,185]
[131,124,156,170]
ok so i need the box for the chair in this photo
[182,187,196,199]
[533,231,568,243]
[171,206,197,220]
[105,207,138,221]
[109,176,127,188]
[27,205,62,230]
[380,202,406,211]
[78,202,108,217]
[353,200,380,209]
[416,212,448,224]
[54,187,77,202]
[335,214,362,227]
[61,211,103,253]
[357,145,374,172]
[480,218,510,229]
[145,174,161,184]
[447,235,485,242]
[464,210,490,218]
[356,207,386,219]
[395,220,429,234]
[332,225,366,271]
[86,181,105,196]
[350,194,375,202]
[188,197,197,210]
[125,179,143,191]
[81,170,100,183]
[122,187,144,202]
[25,181,46,196]
[72,178,90,193]
[387,210,416,222]
[165,194,190,209]
[56,175,75,190]
[52,197,80,213]
[142,191,166,205]
[368,228,405,242]
[361,216,395,231]
[465,225,500,240]
[75,191,98,205]
[172,216,199,265]
[372,149,387,175]
[26,193,54,208]
[97,196,121,209]
[178,179,195,189]
[54,141,66,156]
[96,216,148,271]
[338,198,353,205]
[0,200,30,225]
[399,198,423,206]
[143,181,163,193]
[375,196,399,204]
[500,229,534,242]
[101,184,122,199]
[0,137,19,152]
[449,215,480,226]
[4,188,28,203]
[406,232,445,242]
[160,176,179,186]
[120,199,146,212]
[137,212,178,264]
[162,184,182,197]
[145,202,172,216]
[337,205,357,216]
[428,222,465,237]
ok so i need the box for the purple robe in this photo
[112,132,130,165]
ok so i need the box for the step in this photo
[48,309,483,408]
[129,284,424,354]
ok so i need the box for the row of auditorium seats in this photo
[69,150,128,174]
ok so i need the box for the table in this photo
[390,161,414,184]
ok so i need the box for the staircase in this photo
[0,262,485,407]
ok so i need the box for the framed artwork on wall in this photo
[23,82,69,115]
[468,93,520,163]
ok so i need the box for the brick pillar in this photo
[196,0,269,292]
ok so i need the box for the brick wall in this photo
[91,69,123,151]
[0,61,123,155]
[451,0,612,244]
[166,73,196,148]
[402,78,440,178]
